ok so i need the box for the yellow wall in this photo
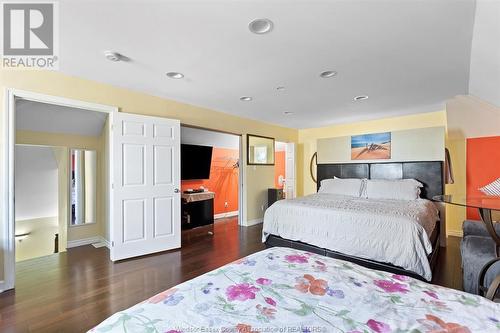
[16,130,105,243]
[0,70,298,273]
[297,110,448,196]
[15,216,58,262]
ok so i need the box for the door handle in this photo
[174,188,180,193]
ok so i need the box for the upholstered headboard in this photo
[317,161,444,200]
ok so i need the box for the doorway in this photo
[275,141,296,199]
[180,126,242,236]
[2,89,116,291]
[14,144,61,261]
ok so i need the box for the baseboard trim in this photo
[67,236,109,249]
[100,237,110,248]
[214,211,239,219]
[446,230,463,238]
[243,218,263,227]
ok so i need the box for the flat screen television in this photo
[181,144,213,180]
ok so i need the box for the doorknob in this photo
[174,188,180,193]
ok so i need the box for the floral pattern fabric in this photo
[91,247,500,333]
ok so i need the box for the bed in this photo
[264,161,444,281]
[91,247,499,333]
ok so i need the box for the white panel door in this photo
[285,142,296,199]
[111,112,180,261]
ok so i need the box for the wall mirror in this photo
[247,134,275,165]
[70,149,97,226]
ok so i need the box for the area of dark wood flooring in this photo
[0,218,463,333]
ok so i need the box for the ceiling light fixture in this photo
[353,95,369,101]
[320,70,337,78]
[276,86,285,91]
[249,18,274,34]
[240,96,253,101]
[166,72,184,79]
[104,51,123,62]
[283,111,294,115]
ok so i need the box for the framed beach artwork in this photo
[351,132,391,160]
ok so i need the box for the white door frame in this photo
[1,88,117,292]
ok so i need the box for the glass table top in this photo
[433,195,500,210]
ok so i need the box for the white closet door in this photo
[111,112,180,261]
[285,142,296,199]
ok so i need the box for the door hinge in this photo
[111,241,114,247]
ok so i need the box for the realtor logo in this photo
[1,2,59,69]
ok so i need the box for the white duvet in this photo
[262,193,439,281]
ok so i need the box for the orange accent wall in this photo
[181,148,239,215]
[466,136,500,220]
[274,151,286,189]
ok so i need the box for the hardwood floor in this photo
[0,218,463,333]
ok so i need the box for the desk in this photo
[181,192,215,231]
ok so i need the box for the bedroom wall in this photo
[0,69,298,283]
[466,136,500,221]
[316,127,445,164]
[297,110,447,197]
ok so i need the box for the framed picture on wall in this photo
[351,132,391,160]
[247,134,275,165]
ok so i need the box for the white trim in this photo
[2,88,117,292]
[100,237,110,249]
[214,211,239,219]
[238,135,245,226]
[66,236,102,249]
[446,230,463,238]
[67,236,110,249]
[242,218,263,227]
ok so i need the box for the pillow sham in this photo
[318,178,364,197]
[365,178,423,200]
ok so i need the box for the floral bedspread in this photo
[91,247,500,333]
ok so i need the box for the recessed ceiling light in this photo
[249,18,274,34]
[283,111,294,115]
[240,96,253,101]
[320,70,337,78]
[276,86,285,91]
[353,95,369,101]
[104,51,123,62]
[166,72,184,79]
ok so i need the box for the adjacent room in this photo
[13,98,111,264]
[180,126,241,239]
[0,0,499,332]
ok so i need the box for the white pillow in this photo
[318,178,364,197]
[365,179,423,200]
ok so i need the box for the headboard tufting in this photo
[317,161,444,200]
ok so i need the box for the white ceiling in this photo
[468,0,500,107]
[16,100,107,137]
[58,0,476,128]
